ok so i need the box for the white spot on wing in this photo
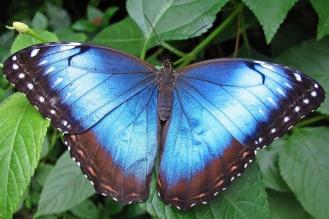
[18,73,25,79]
[294,106,300,112]
[39,96,45,102]
[12,56,17,61]
[284,116,289,122]
[271,128,276,133]
[303,99,309,104]
[311,91,317,97]
[50,109,56,114]
[27,83,34,90]
[30,48,40,57]
[294,73,302,81]
[314,83,319,88]
[13,64,19,70]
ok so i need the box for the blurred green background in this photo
[0,0,329,219]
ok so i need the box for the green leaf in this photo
[70,199,99,219]
[103,7,119,24]
[0,93,49,219]
[87,6,104,22]
[92,18,146,56]
[72,20,98,33]
[55,29,87,42]
[310,0,329,40]
[32,12,48,30]
[126,0,229,52]
[35,152,95,217]
[35,164,53,186]
[268,190,313,219]
[276,38,329,114]
[242,0,298,43]
[140,164,269,219]
[256,138,290,192]
[11,30,58,54]
[279,127,329,219]
[46,2,71,30]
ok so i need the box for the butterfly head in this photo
[161,55,172,69]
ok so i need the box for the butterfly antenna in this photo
[144,14,162,46]
[188,25,208,38]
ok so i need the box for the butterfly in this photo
[3,42,325,210]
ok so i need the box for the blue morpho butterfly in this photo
[3,42,325,210]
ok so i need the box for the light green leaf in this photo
[55,29,87,42]
[35,152,95,217]
[310,0,329,40]
[72,20,98,32]
[0,93,49,219]
[87,5,104,22]
[32,12,48,30]
[276,38,329,114]
[140,164,269,219]
[126,0,229,53]
[46,2,71,30]
[10,30,58,54]
[92,17,146,56]
[256,138,290,192]
[268,190,313,219]
[279,127,329,219]
[242,0,298,43]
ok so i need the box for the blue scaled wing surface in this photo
[3,42,159,203]
[157,59,325,210]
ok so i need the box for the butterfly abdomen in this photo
[158,60,174,121]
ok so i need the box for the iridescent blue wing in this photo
[157,59,325,210]
[64,84,158,203]
[4,42,156,133]
[3,42,159,203]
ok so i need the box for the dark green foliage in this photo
[0,0,328,218]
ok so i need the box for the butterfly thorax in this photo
[158,59,174,121]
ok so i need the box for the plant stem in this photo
[233,11,242,58]
[162,42,186,58]
[27,29,47,42]
[140,41,147,60]
[178,3,243,68]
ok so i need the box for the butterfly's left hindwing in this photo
[157,59,325,210]
[64,83,158,203]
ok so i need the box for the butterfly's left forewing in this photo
[4,42,156,133]
[157,59,324,210]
